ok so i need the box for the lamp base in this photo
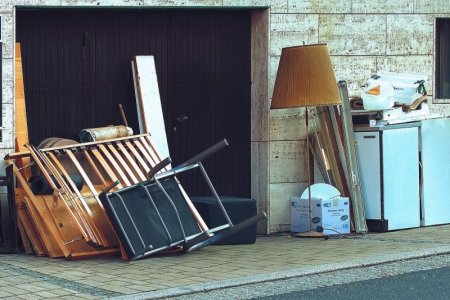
[294,231,327,238]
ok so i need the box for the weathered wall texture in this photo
[1,0,450,233]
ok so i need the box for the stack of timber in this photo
[5,133,203,260]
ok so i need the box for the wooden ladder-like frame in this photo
[5,133,208,260]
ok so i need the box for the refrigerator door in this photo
[354,132,382,220]
[382,127,420,230]
[421,118,450,226]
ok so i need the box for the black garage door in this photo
[16,9,251,197]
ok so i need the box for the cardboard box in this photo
[290,196,350,235]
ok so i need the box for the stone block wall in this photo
[267,0,450,232]
[1,0,449,233]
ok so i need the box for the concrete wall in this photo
[1,0,450,233]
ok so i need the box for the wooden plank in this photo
[174,178,208,231]
[24,196,66,258]
[133,139,156,169]
[68,248,120,260]
[124,140,151,175]
[116,141,147,181]
[26,145,94,244]
[132,56,170,160]
[37,194,119,257]
[6,134,153,161]
[15,43,32,180]
[138,136,162,169]
[17,218,34,255]
[38,150,96,244]
[83,150,108,188]
[145,135,168,163]
[90,148,124,189]
[65,149,118,248]
[106,144,139,185]
[41,133,151,152]
[15,193,46,256]
[17,211,46,256]
[13,164,68,258]
[131,60,145,134]
[4,151,31,160]
[98,144,132,186]
[53,150,107,247]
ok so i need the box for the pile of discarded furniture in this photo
[0,44,265,260]
[4,135,265,260]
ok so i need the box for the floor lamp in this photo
[270,44,341,237]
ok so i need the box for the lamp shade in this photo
[271,44,341,109]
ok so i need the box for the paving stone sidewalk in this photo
[2,225,450,299]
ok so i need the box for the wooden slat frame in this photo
[98,144,132,186]
[65,149,117,248]
[47,151,105,247]
[116,141,147,181]
[124,140,151,175]
[106,143,139,185]
[8,133,214,252]
[25,145,94,244]
[90,148,124,189]
[83,150,108,187]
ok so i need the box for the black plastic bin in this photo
[192,196,257,245]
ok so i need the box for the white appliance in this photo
[420,118,450,226]
[354,123,421,231]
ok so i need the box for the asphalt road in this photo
[261,266,450,300]
[171,254,450,300]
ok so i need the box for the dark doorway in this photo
[16,9,251,197]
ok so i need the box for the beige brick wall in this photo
[1,0,449,232]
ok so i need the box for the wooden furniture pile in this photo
[3,45,265,259]
[5,133,209,260]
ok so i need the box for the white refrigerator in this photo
[420,118,450,226]
[354,124,421,231]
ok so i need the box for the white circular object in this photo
[300,183,340,199]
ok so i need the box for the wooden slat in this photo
[5,134,154,161]
[24,196,66,258]
[125,140,151,175]
[83,150,108,187]
[14,192,46,256]
[90,148,124,189]
[116,142,147,181]
[106,144,139,185]
[26,145,95,244]
[64,150,110,247]
[98,145,131,186]
[145,135,167,163]
[133,139,156,168]
[68,248,120,260]
[39,194,118,256]
[175,179,208,231]
[45,152,99,240]
[13,163,73,258]
[41,133,151,152]
[66,149,119,248]
[17,218,34,255]
[15,43,32,180]
[40,151,97,245]
[138,136,164,170]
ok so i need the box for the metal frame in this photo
[100,139,266,260]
